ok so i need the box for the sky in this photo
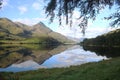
[0,0,119,40]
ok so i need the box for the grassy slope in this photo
[48,32,75,44]
[0,57,120,80]
[0,37,61,44]
[0,18,74,44]
[0,18,24,35]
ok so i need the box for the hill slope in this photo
[81,29,120,47]
[0,18,74,44]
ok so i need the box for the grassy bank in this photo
[0,57,120,80]
[0,37,61,44]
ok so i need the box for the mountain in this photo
[81,28,120,47]
[48,32,74,43]
[0,18,25,40]
[0,18,24,35]
[31,22,52,37]
[0,18,75,44]
[14,22,33,37]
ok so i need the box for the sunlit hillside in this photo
[0,18,75,44]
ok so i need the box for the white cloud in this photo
[42,45,107,68]
[73,10,80,18]
[18,6,27,14]
[1,0,9,7]
[32,0,46,10]
[32,2,41,10]
[56,24,114,41]
[54,10,115,40]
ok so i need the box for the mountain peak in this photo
[38,22,44,25]
[35,22,47,27]
[33,22,52,33]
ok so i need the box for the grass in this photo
[0,57,120,80]
[0,37,61,44]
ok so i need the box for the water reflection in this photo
[41,45,107,68]
[0,44,72,72]
[83,46,120,58]
[0,44,62,68]
[0,60,45,72]
[0,44,119,72]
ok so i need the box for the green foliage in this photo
[0,0,2,8]
[81,29,120,47]
[0,57,120,80]
[23,37,60,44]
[83,46,120,58]
[0,31,7,38]
[46,0,120,33]
[46,0,113,23]
[0,37,61,45]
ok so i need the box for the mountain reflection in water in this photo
[0,44,72,72]
[0,44,119,72]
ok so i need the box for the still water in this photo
[0,44,119,72]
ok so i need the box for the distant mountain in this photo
[0,18,75,44]
[48,32,74,43]
[67,36,83,42]
[81,28,120,47]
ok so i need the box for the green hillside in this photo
[49,32,74,43]
[30,22,51,37]
[15,22,32,37]
[0,18,74,44]
[0,18,24,35]
[81,29,120,47]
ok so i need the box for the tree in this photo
[45,0,120,34]
[0,0,2,9]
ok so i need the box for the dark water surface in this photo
[0,44,119,72]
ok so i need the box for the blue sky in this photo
[0,0,119,39]
[0,0,48,24]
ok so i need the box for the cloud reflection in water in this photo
[42,45,108,68]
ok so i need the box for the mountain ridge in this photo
[0,18,75,44]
